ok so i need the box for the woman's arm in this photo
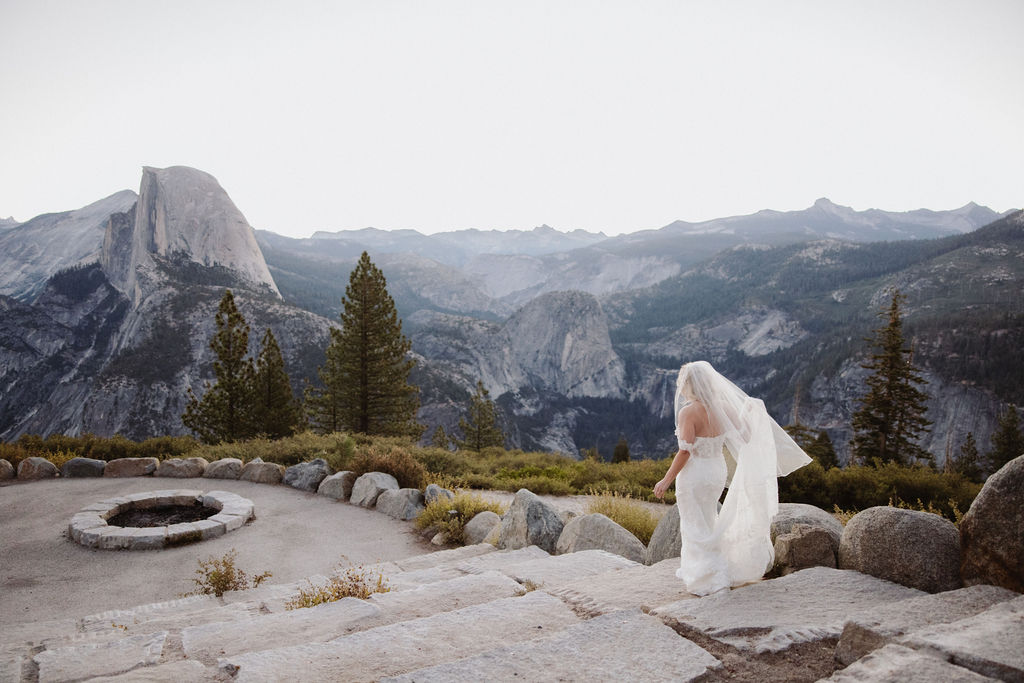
[653,406,697,499]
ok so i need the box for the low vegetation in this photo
[285,564,390,609]
[414,491,507,545]
[585,491,661,545]
[184,549,272,597]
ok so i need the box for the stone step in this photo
[391,543,496,572]
[821,643,998,682]
[899,594,1024,682]
[220,591,581,682]
[482,548,639,588]
[652,566,923,653]
[835,584,1019,666]
[544,558,693,616]
[181,570,524,664]
[33,631,167,683]
[80,659,216,682]
[382,609,722,683]
[384,545,549,590]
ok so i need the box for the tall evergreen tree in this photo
[807,430,839,469]
[307,252,420,436]
[430,425,452,450]
[182,289,256,443]
[456,381,505,452]
[989,405,1023,474]
[251,328,302,439]
[612,436,630,463]
[952,432,984,482]
[850,290,932,465]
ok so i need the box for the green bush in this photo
[414,491,507,545]
[351,443,427,489]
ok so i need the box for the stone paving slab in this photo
[392,542,496,572]
[219,575,331,613]
[453,545,551,575]
[34,631,167,683]
[490,549,640,587]
[900,594,1024,682]
[84,658,216,681]
[222,591,581,682]
[543,558,693,616]
[652,566,923,653]
[383,609,722,683]
[836,584,1019,666]
[823,644,998,682]
[362,571,525,628]
[182,596,381,664]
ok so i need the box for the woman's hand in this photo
[653,477,671,499]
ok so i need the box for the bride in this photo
[653,361,811,595]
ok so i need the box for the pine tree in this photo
[807,430,839,469]
[182,289,256,444]
[612,436,630,463]
[307,252,420,436]
[251,328,302,439]
[989,405,1023,474]
[430,425,452,450]
[952,432,984,482]
[850,290,932,465]
[456,381,505,452]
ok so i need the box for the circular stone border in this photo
[69,489,255,550]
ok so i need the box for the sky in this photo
[1,0,1021,238]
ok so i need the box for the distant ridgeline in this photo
[0,166,1019,467]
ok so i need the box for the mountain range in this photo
[1,166,1019,466]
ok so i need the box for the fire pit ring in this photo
[69,490,255,550]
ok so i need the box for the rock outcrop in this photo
[960,454,1024,592]
[60,457,106,478]
[645,505,681,565]
[103,457,159,478]
[838,506,961,593]
[155,457,208,478]
[497,489,564,553]
[464,511,502,545]
[376,489,426,521]
[283,458,331,492]
[204,458,243,479]
[554,513,646,563]
[350,472,399,508]
[773,524,837,575]
[16,457,58,480]
[318,471,358,501]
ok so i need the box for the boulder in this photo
[317,471,358,501]
[203,458,243,480]
[838,506,961,593]
[283,458,331,492]
[17,457,58,480]
[103,457,159,478]
[424,483,455,504]
[645,505,680,565]
[773,523,837,575]
[155,457,208,478]
[555,513,646,564]
[464,511,502,546]
[350,472,400,508]
[771,502,843,549]
[376,488,426,521]
[960,454,1024,592]
[0,458,13,480]
[240,461,285,484]
[497,489,564,553]
[60,457,106,478]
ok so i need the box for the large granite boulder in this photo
[317,471,358,501]
[424,483,455,504]
[203,458,243,480]
[17,457,58,480]
[555,513,646,564]
[350,472,400,508]
[60,457,106,478]
[283,458,331,492]
[155,457,208,478]
[771,502,843,549]
[240,461,284,484]
[773,523,837,575]
[497,489,564,553]
[0,458,14,480]
[645,505,680,565]
[839,506,961,593]
[104,457,159,478]
[960,454,1024,592]
[376,488,426,521]
[464,511,502,545]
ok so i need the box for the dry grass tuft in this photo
[285,565,390,609]
[585,491,660,545]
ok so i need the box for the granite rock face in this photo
[960,454,1024,592]
[498,489,565,553]
[376,488,426,521]
[155,457,208,478]
[555,513,646,563]
[317,471,358,501]
[204,458,243,480]
[60,457,106,478]
[464,511,502,545]
[771,502,843,549]
[350,472,400,508]
[838,506,961,593]
[283,458,331,492]
[645,504,680,565]
[104,457,159,478]
[773,523,837,575]
[16,456,58,480]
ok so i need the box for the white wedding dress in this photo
[674,434,731,595]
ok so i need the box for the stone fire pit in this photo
[69,489,255,550]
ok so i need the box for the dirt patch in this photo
[108,502,216,527]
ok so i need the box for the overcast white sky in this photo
[1,1,1021,238]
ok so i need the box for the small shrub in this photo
[585,491,661,545]
[184,549,272,597]
[285,565,390,609]
[350,443,427,489]
[832,504,857,526]
[415,491,506,546]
